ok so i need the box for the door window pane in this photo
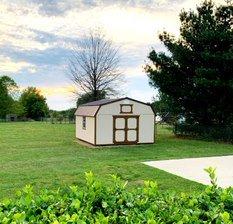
[128,118,137,129]
[115,118,125,129]
[127,130,137,141]
[115,130,125,142]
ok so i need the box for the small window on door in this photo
[120,104,133,114]
[82,116,86,129]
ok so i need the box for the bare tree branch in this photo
[68,29,124,101]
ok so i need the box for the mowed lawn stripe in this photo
[0,122,233,198]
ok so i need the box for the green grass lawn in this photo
[0,122,233,198]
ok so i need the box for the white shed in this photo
[75,97,156,146]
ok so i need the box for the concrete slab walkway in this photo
[143,155,233,188]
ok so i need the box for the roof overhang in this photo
[75,106,99,117]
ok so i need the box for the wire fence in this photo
[0,117,75,124]
[174,123,233,142]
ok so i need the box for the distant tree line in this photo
[49,108,76,123]
[0,75,78,122]
[0,76,49,121]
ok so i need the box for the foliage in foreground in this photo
[0,169,233,223]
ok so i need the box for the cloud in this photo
[39,85,77,110]
[180,0,226,9]
[0,22,52,51]
[0,56,36,73]
[128,89,156,103]
[124,66,146,78]
[18,85,77,110]
[99,6,179,45]
[46,94,76,110]
[0,0,228,110]
[0,0,181,52]
[38,85,75,96]
[2,0,223,54]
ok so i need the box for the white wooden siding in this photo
[96,99,154,145]
[76,116,95,144]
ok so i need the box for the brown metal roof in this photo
[75,106,99,117]
[82,98,123,106]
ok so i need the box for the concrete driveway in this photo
[143,155,233,188]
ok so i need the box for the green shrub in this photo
[0,169,233,223]
[174,123,233,142]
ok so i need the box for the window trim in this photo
[82,116,86,130]
[120,104,133,114]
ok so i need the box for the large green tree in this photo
[146,1,233,125]
[152,92,181,124]
[0,76,17,118]
[20,87,49,120]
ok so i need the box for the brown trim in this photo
[77,138,96,146]
[76,115,95,118]
[94,116,97,145]
[82,116,86,130]
[80,97,155,112]
[153,115,156,143]
[77,138,154,147]
[113,115,139,145]
[120,104,133,114]
[76,97,156,117]
[96,142,155,146]
[94,106,100,145]
[137,116,139,142]
[76,97,156,146]
[94,106,101,117]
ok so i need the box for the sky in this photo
[0,0,225,110]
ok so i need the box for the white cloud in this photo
[0,0,227,51]
[128,89,157,103]
[18,85,76,110]
[38,85,76,96]
[41,86,76,110]
[0,56,36,73]
[180,0,226,9]
[0,0,228,110]
[0,1,180,52]
[98,6,179,44]
[46,94,75,110]
[124,66,146,78]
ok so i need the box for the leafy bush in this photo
[174,123,233,142]
[0,169,233,223]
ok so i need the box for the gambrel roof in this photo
[75,97,155,117]
[82,98,123,106]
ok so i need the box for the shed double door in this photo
[113,115,139,144]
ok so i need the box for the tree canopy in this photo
[146,1,233,125]
[20,87,49,120]
[0,76,17,118]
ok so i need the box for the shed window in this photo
[120,104,133,114]
[82,116,86,129]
